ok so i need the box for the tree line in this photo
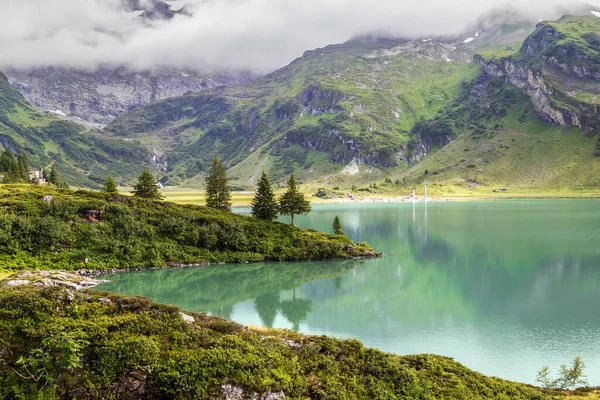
[104,157,346,232]
[119,158,314,226]
[0,149,67,187]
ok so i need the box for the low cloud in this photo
[0,0,597,73]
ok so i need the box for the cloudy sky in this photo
[0,0,598,73]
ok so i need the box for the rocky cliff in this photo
[6,68,255,126]
[476,15,600,134]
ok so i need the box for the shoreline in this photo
[229,194,600,208]
[75,252,382,278]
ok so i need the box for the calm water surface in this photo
[98,200,600,384]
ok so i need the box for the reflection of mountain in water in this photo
[300,203,600,336]
[98,259,362,315]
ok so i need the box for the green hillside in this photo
[0,72,150,188]
[106,38,482,186]
[391,15,600,194]
[0,185,374,273]
[0,279,569,399]
[104,15,600,192]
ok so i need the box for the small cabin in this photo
[28,168,46,185]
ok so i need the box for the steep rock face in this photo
[299,83,351,115]
[6,68,254,126]
[478,56,585,127]
[476,16,600,134]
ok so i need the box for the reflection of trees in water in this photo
[254,292,280,328]
[100,259,362,313]
[280,288,313,331]
[253,289,313,330]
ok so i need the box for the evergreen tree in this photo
[279,174,311,226]
[251,171,278,220]
[17,153,29,182]
[205,157,231,212]
[49,163,59,185]
[333,216,344,235]
[0,150,19,183]
[102,175,119,194]
[133,169,164,200]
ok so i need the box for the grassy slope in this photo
[105,16,600,194]
[384,16,600,195]
[392,83,600,195]
[0,185,374,273]
[0,281,581,399]
[107,40,480,187]
[0,72,151,188]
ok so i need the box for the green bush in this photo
[0,185,373,271]
[0,285,554,399]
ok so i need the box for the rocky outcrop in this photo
[6,67,255,126]
[299,83,351,116]
[478,56,584,127]
[1,270,108,289]
[475,18,600,134]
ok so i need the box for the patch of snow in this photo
[341,159,360,176]
[52,110,66,116]
[591,11,600,17]
[180,72,190,77]
[475,32,480,37]
[463,37,474,43]
[445,57,452,62]
[422,39,432,42]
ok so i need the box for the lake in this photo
[98,200,600,385]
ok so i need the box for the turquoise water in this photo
[98,200,600,385]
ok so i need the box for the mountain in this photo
[3,0,256,127]
[394,14,600,192]
[104,37,488,186]
[103,12,600,190]
[0,71,151,187]
[5,67,255,127]
[103,9,539,186]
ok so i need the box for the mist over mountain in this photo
[1,0,598,73]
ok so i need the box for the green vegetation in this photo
[133,169,164,200]
[333,215,343,235]
[205,157,232,212]
[251,171,278,220]
[0,149,25,183]
[0,185,373,273]
[102,175,118,195]
[537,357,588,390]
[279,174,311,225]
[0,72,151,188]
[0,281,567,399]
[106,37,482,186]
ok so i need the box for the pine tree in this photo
[279,174,311,226]
[49,163,59,185]
[205,157,231,212]
[333,216,344,235]
[102,175,119,194]
[0,149,18,183]
[251,171,278,220]
[133,169,163,200]
[17,153,29,182]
